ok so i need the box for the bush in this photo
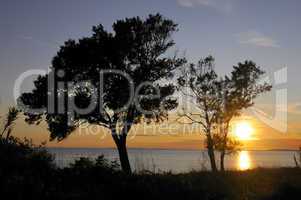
[0,137,55,199]
[2,136,301,200]
[69,155,119,171]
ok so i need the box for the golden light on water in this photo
[238,151,252,170]
[234,121,253,140]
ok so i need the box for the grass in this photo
[1,136,301,200]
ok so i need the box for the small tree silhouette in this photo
[0,107,19,140]
[216,61,271,171]
[294,147,301,168]
[177,56,220,171]
[177,57,271,171]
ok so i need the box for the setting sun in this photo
[234,121,253,140]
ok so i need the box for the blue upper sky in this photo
[0,0,300,112]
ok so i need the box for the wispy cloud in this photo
[177,0,233,13]
[236,31,280,48]
[177,0,212,7]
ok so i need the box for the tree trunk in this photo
[5,129,12,140]
[220,151,225,171]
[207,135,217,172]
[113,136,132,174]
[0,127,7,138]
[220,122,229,172]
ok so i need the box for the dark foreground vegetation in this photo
[1,137,301,200]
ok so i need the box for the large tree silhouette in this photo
[19,14,185,173]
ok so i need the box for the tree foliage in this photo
[0,107,19,139]
[216,61,272,171]
[177,56,220,171]
[178,57,271,171]
[19,13,185,173]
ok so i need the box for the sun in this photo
[234,121,253,140]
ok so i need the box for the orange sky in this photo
[0,0,301,151]
[5,110,301,150]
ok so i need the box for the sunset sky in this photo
[0,0,301,149]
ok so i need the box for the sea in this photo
[47,148,298,173]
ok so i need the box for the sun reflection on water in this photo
[238,151,252,170]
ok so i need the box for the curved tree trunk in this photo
[111,126,132,174]
[115,137,132,174]
[110,108,135,174]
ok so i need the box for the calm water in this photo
[48,148,297,173]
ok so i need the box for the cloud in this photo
[177,0,212,7]
[236,31,280,48]
[177,0,233,13]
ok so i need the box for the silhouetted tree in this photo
[19,14,185,173]
[178,58,271,172]
[0,107,19,140]
[294,147,301,168]
[212,133,241,167]
[216,61,271,171]
[177,56,220,171]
